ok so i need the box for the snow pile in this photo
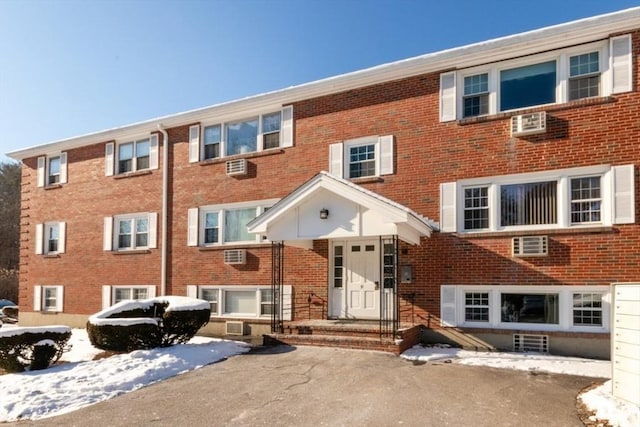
[0,325,71,338]
[580,381,640,427]
[88,296,210,326]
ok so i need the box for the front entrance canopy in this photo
[247,171,436,247]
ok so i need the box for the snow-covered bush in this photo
[0,326,71,372]
[87,296,210,352]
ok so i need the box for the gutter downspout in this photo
[158,124,169,297]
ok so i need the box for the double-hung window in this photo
[440,36,632,121]
[569,52,600,101]
[189,199,278,247]
[118,138,150,174]
[190,108,292,163]
[463,73,489,118]
[104,213,157,251]
[572,293,603,326]
[113,287,150,304]
[443,164,634,233]
[465,292,489,322]
[35,222,66,255]
[36,153,67,187]
[329,135,394,179]
[34,285,64,312]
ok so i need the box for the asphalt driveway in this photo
[11,345,598,426]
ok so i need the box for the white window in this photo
[441,164,635,233]
[188,106,293,163]
[36,153,67,187]
[33,285,64,312]
[187,199,278,247]
[440,36,632,121]
[572,293,603,326]
[441,285,609,332]
[328,135,394,179]
[189,286,284,319]
[35,222,66,255]
[105,134,159,176]
[103,213,157,251]
[101,285,156,309]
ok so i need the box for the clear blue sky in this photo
[1,0,638,163]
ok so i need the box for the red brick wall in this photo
[17,30,640,327]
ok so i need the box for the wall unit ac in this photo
[513,334,548,353]
[512,236,548,257]
[226,159,247,176]
[225,321,245,336]
[224,249,246,265]
[511,111,546,136]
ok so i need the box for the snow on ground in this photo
[0,327,638,426]
[402,344,639,427]
[0,326,249,422]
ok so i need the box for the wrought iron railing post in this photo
[271,241,284,333]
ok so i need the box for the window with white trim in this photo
[105,134,159,176]
[440,36,631,121]
[465,292,489,322]
[34,285,64,312]
[103,213,157,251]
[113,286,150,304]
[329,135,394,179]
[190,107,293,163]
[36,153,67,187]
[188,199,277,247]
[441,285,609,332]
[442,164,635,233]
[572,293,603,326]
[118,138,150,173]
[35,222,66,255]
[197,286,273,317]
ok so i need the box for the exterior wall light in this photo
[320,208,329,219]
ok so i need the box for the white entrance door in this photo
[345,240,380,319]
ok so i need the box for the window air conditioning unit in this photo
[512,236,548,257]
[225,321,245,336]
[224,249,246,265]
[226,159,247,176]
[511,111,546,136]
[513,334,548,353]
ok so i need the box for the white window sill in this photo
[456,225,613,239]
[113,170,152,179]
[111,249,151,255]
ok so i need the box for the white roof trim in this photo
[247,171,436,242]
[7,7,640,160]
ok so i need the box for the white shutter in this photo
[440,182,457,232]
[59,152,68,184]
[102,285,112,309]
[379,135,394,175]
[55,285,64,312]
[282,285,293,321]
[611,35,632,94]
[58,222,66,254]
[612,164,635,224]
[105,142,115,176]
[329,142,343,178]
[147,285,157,298]
[281,106,294,148]
[148,212,158,248]
[440,71,457,122]
[34,286,42,311]
[37,156,45,187]
[189,124,200,163]
[103,217,113,251]
[440,285,457,327]
[187,208,199,246]
[35,223,44,255]
[149,133,159,170]
[186,285,198,298]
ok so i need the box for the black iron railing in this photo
[380,236,399,338]
[271,241,284,333]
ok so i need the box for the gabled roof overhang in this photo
[247,172,436,247]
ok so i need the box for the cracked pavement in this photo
[10,345,598,426]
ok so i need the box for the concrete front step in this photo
[264,333,404,354]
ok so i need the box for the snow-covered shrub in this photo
[0,326,71,372]
[87,296,210,352]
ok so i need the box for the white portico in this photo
[247,171,435,322]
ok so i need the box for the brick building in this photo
[7,8,640,358]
